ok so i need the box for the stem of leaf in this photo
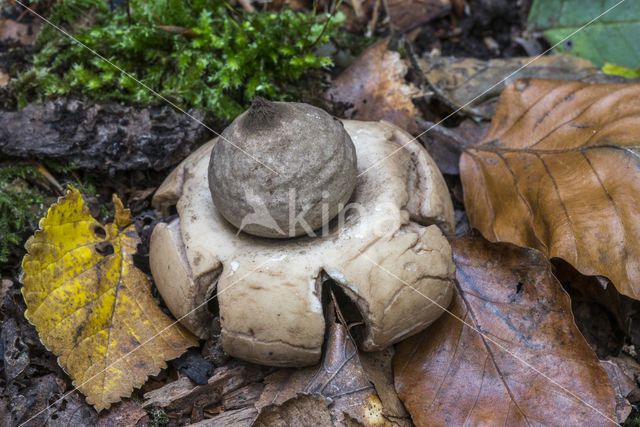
[307,0,344,51]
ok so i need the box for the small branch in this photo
[366,0,380,37]
[237,0,255,13]
[307,0,345,51]
[350,0,364,19]
[37,162,64,194]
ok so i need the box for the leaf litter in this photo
[4,0,640,424]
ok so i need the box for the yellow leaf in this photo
[21,188,197,411]
[602,62,640,79]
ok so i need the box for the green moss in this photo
[0,166,47,264]
[14,0,345,119]
[146,407,169,426]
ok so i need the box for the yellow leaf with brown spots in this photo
[21,188,197,411]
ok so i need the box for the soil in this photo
[414,0,534,60]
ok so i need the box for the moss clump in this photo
[15,0,344,119]
[0,166,47,264]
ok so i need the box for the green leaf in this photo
[528,0,640,68]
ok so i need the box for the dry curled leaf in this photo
[394,236,616,426]
[21,188,197,411]
[460,79,640,300]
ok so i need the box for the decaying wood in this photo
[0,97,211,172]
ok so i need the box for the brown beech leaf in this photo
[394,236,616,426]
[326,38,420,134]
[460,79,640,300]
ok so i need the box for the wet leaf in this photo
[21,188,197,411]
[600,360,635,423]
[419,118,489,175]
[326,38,420,134]
[528,0,640,68]
[394,236,616,426]
[46,391,98,427]
[460,79,640,300]
[418,53,624,119]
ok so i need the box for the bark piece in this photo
[0,98,211,172]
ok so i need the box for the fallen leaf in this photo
[326,38,420,134]
[359,348,411,423]
[21,188,197,410]
[600,360,635,422]
[1,317,29,381]
[386,0,450,32]
[418,53,626,119]
[46,391,97,427]
[460,79,640,300]
[254,394,334,427]
[607,355,640,392]
[7,374,60,426]
[256,321,388,425]
[0,17,41,45]
[394,236,616,425]
[528,0,640,68]
[419,118,489,175]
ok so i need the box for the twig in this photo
[329,287,359,345]
[37,162,64,194]
[350,0,364,19]
[237,0,255,13]
[71,170,83,187]
[16,1,37,22]
[366,0,380,37]
[307,0,345,51]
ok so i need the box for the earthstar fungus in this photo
[150,101,456,367]
[209,98,358,238]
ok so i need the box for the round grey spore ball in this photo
[208,98,357,238]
